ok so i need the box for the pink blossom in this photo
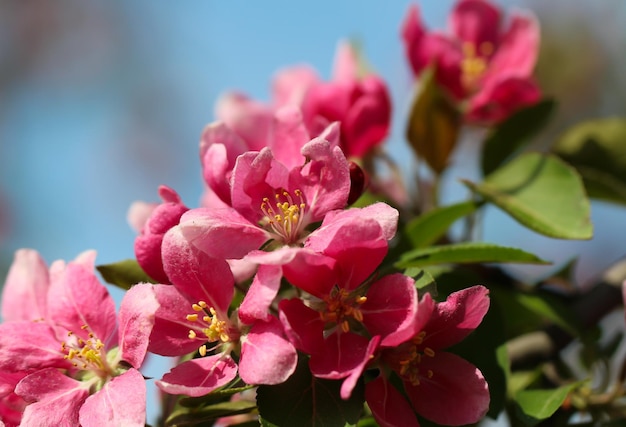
[215,41,391,162]
[366,286,491,426]
[131,185,189,283]
[149,232,297,396]
[177,135,352,262]
[402,0,541,124]
[0,250,157,427]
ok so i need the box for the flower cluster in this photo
[1,0,546,425]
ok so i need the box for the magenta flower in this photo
[148,231,297,396]
[402,0,541,124]
[176,135,352,262]
[299,41,392,158]
[245,214,417,399]
[0,249,157,427]
[366,286,491,426]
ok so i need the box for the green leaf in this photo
[464,152,593,240]
[515,382,582,425]
[482,99,556,176]
[406,67,462,174]
[257,355,364,427]
[96,259,155,291]
[165,400,257,426]
[178,384,256,407]
[395,242,549,269]
[404,201,478,249]
[403,267,438,297]
[552,118,626,205]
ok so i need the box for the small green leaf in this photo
[553,118,626,205]
[514,292,582,338]
[464,152,593,240]
[96,259,155,291]
[395,242,549,269]
[257,355,364,427]
[515,382,583,425]
[405,201,478,249]
[406,67,462,174]
[482,99,556,176]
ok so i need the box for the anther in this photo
[424,347,435,358]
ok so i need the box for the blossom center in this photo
[186,301,233,357]
[320,286,367,333]
[461,41,493,91]
[61,325,110,376]
[395,331,435,386]
[260,189,307,244]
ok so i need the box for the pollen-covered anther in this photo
[461,41,490,89]
[186,302,230,347]
[320,288,367,332]
[260,189,307,243]
[60,324,107,371]
[424,347,435,358]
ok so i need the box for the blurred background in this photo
[1,0,625,424]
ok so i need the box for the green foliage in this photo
[165,400,257,426]
[96,259,155,291]
[395,242,549,269]
[406,67,461,174]
[404,200,479,249]
[514,382,584,426]
[464,152,593,240]
[257,356,364,427]
[553,118,626,205]
[481,99,556,176]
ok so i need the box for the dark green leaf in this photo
[165,400,257,426]
[406,67,462,174]
[395,242,549,269]
[553,118,626,205]
[514,382,582,425]
[464,152,593,240]
[178,384,255,407]
[257,355,364,427]
[96,259,155,291]
[482,99,556,176]
[405,201,478,249]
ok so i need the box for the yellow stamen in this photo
[260,189,307,243]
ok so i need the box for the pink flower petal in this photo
[148,284,200,357]
[161,226,234,312]
[79,369,146,427]
[178,208,269,260]
[16,368,89,427]
[450,0,501,47]
[1,249,49,322]
[297,139,350,221]
[365,376,420,427]
[467,75,541,124]
[316,202,398,242]
[309,332,373,386]
[339,336,380,400]
[272,65,319,107]
[423,285,490,350]
[239,317,298,385]
[47,262,117,349]
[278,298,325,355]
[0,321,68,372]
[118,283,158,368]
[404,352,489,425]
[239,265,283,324]
[156,356,238,397]
[361,274,419,347]
[214,93,273,152]
[484,9,540,81]
[271,106,309,170]
[281,250,338,298]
